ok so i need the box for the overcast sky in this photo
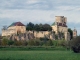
[0,0,80,35]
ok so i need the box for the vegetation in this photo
[70,36,80,53]
[0,36,80,60]
[26,22,52,31]
[0,37,69,48]
[68,28,73,40]
[0,50,80,60]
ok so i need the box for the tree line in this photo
[26,22,52,31]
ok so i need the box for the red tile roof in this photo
[9,22,25,27]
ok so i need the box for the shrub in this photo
[1,37,8,46]
[70,36,80,53]
[28,40,35,46]
[8,40,14,46]
[45,40,53,46]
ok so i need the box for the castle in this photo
[2,22,26,36]
[2,16,77,40]
[51,16,70,40]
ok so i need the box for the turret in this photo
[73,28,77,38]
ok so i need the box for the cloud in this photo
[0,0,80,35]
[26,0,39,4]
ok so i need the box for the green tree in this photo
[42,24,52,31]
[39,23,43,31]
[45,40,53,46]
[26,22,34,31]
[8,40,14,46]
[68,28,73,40]
[34,24,40,31]
[28,40,35,46]
[21,41,28,46]
[70,36,80,53]
[2,37,8,46]
[34,40,40,46]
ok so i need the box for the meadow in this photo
[0,47,80,60]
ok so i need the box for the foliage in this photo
[34,40,40,46]
[8,40,14,46]
[42,24,52,31]
[26,22,52,31]
[26,22,34,31]
[45,40,53,46]
[1,37,8,46]
[13,40,22,46]
[21,41,28,46]
[28,40,35,46]
[68,28,73,40]
[34,24,40,31]
[70,36,80,53]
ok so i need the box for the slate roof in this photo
[9,22,25,27]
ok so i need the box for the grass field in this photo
[0,50,80,60]
[0,47,80,60]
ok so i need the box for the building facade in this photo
[2,22,26,36]
[73,28,77,38]
[51,16,70,40]
[2,16,71,40]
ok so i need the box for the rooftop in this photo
[9,22,25,27]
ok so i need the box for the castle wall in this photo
[55,16,67,24]
[27,31,50,38]
[8,26,26,34]
[55,16,64,23]
[65,32,70,40]
[58,26,68,33]
[52,25,58,33]
[73,29,77,38]
[52,26,68,34]
[2,29,16,36]
[34,31,50,38]
[2,26,26,36]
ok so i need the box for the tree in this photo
[39,23,43,31]
[1,37,8,46]
[34,24,40,31]
[21,41,28,46]
[26,22,34,31]
[8,40,14,46]
[42,24,52,31]
[68,28,73,40]
[34,40,40,46]
[28,40,35,46]
[70,36,80,53]
[45,40,53,46]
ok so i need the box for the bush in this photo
[45,40,53,46]
[8,40,14,46]
[1,37,8,46]
[28,40,35,46]
[70,36,80,53]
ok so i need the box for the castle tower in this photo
[73,28,77,38]
[51,16,69,40]
[55,16,67,25]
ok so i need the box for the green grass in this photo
[0,50,80,60]
[0,46,66,51]
[0,47,79,60]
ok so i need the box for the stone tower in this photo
[51,16,70,40]
[55,16,67,25]
[73,28,77,38]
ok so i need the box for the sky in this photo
[0,0,80,35]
